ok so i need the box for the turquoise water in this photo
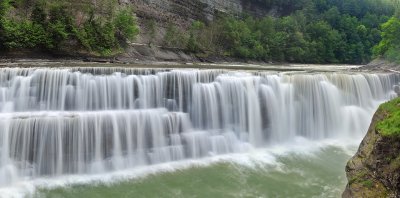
[34,143,354,198]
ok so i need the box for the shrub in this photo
[186,21,205,53]
[114,8,139,41]
[2,20,50,49]
[376,97,400,136]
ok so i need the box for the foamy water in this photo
[1,137,359,198]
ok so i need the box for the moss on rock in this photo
[376,97,400,136]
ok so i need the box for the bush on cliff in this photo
[376,97,400,136]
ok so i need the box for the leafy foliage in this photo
[376,97,400,136]
[373,16,400,63]
[176,0,396,63]
[0,0,139,56]
[0,0,12,49]
[2,20,50,49]
[187,21,205,53]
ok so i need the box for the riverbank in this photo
[363,59,400,72]
[0,42,264,66]
[3,48,397,73]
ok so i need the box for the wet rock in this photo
[394,85,400,96]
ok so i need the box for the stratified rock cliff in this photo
[121,0,248,61]
[130,0,277,27]
[343,98,400,198]
[132,0,241,22]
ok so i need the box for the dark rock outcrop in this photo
[343,101,400,198]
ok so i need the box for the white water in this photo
[0,67,399,196]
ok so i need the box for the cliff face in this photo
[343,98,400,198]
[121,0,253,61]
[132,0,241,25]
[130,0,275,25]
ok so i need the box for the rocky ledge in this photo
[343,97,400,198]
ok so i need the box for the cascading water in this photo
[0,67,398,189]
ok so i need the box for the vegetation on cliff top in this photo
[376,97,400,136]
[0,0,139,56]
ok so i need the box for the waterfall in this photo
[0,67,398,187]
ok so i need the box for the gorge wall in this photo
[0,0,271,62]
[122,0,245,61]
[122,0,276,62]
[130,0,275,23]
[343,98,400,198]
[131,0,242,24]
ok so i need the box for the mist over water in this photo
[0,67,398,197]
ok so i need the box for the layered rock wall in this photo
[132,0,241,25]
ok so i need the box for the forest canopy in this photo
[181,0,397,64]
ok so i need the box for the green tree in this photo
[0,0,11,49]
[2,20,49,49]
[269,32,288,61]
[286,32,308,62]
[306,21,342,63]
[46,5,75,49]
[323,7,341,28]
[373,16,400,62]
[31,2,47,26]
[187,20,205,53]
[114,8,139,42]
